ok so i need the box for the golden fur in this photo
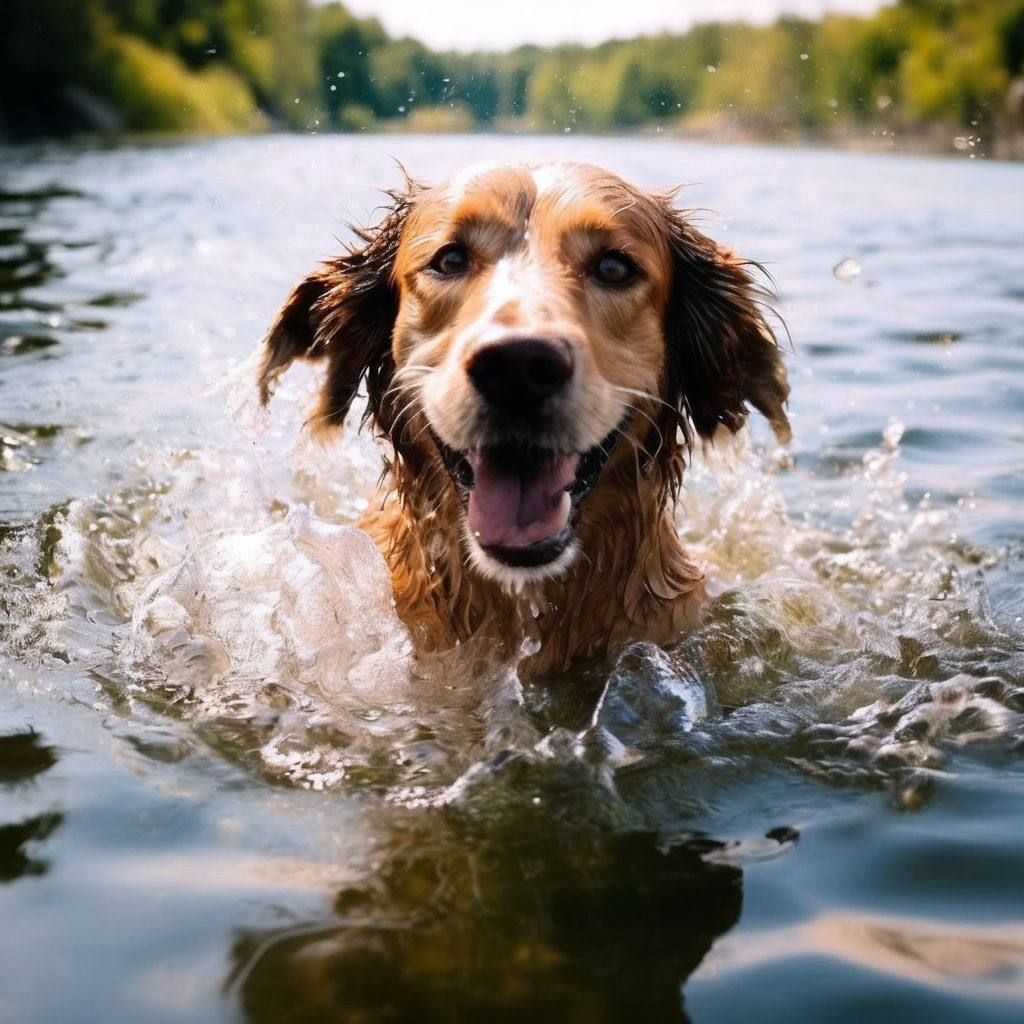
[257,162,790,678]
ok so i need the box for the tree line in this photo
[2,0,1023,150]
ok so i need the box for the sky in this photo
[334,0,888,52]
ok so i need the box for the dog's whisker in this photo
[380,368,428,395]
[381,378,415,399]
[610,384,676,415]
[390,364,434,383]
[614,426,651,469]
[391,395,426,440]
[617,400,666,460]
[621,400,661,437]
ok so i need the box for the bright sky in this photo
[334,0,888,52]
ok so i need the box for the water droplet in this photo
[832,257,861,282]
[882,418,904,451]
[337,71,345,78]
[330,84,336,92]
[800,52,809,60]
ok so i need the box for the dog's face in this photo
[391,163,674,579]
[258,162,790,586]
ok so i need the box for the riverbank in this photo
[665,112,1024,162]
[5,2,1024,160]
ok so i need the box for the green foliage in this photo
[369,38,447,117]
[316,3,387,126]
[403,103,476,133]
[94,27,261,133]
[333,103,376,132]
[899,6,1009,121]
[1,0,1022,145]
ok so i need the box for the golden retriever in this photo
[257,162,790,677]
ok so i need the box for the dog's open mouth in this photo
[435,433,618,569]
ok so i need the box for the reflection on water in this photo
[0,730,56,782]
[0,810,63,883]
[0,731,61,883]
[229,822,741,1023]
[0,136,1022,1023]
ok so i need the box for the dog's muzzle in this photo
[433,432,619,569]
[427,334,622,570]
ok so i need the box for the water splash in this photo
[3,387,1019,808]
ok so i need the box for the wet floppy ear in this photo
[658,201,791,449]
[256,189,414,435]
[257,274,331,406]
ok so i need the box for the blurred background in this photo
[3,0,1023,157]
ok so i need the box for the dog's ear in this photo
[257,189,414,435]
[656,200,791,453]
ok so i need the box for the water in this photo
[1,134,1023,1023]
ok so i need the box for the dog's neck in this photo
[359,449,705,678]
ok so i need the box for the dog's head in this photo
[258,162,789,585]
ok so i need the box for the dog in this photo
[257,161,790,677]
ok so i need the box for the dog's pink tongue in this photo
[467,451,579,547]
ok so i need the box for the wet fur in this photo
[257,163,789,678]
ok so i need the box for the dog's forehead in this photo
[396,161,672,288]
[426,161,639,223]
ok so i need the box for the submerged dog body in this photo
[258,162,790,676]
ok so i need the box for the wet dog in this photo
[257,162,790,675]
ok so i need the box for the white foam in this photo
[128,505,414,707]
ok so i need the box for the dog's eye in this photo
[429,243,470,277]
[592,251,639,287]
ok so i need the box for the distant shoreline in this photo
[3,123,1020,163]
[6,1,1023,161]
[660,115,1023,162]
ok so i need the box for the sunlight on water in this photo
[695,911,1024,998]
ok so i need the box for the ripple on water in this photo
[890,329,964,345]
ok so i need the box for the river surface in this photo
[1,134,1022,1023]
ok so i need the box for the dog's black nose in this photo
[466,337,574,412]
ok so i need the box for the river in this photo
[1,134,1022,1022]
